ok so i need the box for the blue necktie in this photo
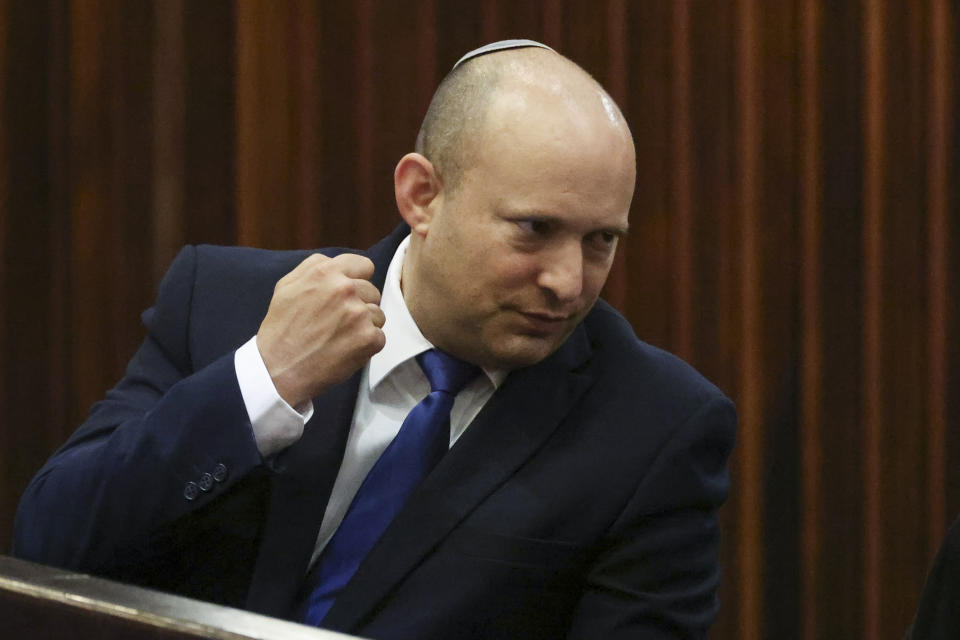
[299,349,480,626]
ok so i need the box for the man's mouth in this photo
[518,311,570,333]
[524,311,567,322]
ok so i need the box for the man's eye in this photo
[516,220,551,235]
[587,231,618,251]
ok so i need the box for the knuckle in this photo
[271,277,292,300]
[312,260,334,279]
[333,278,357,299]
[296,254,325,277]
[343,299,367,322]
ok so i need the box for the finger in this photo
[330,253,375,280]
[368,303,386,328]
[354,278,382,305]
[279,253,330,285]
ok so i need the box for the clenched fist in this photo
[256,253,386,407]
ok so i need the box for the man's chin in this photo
[486,333,569,370]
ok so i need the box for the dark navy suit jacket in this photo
[14,224,736,639]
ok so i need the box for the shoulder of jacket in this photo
[583,299,731,408]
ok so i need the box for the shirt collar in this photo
[368,235,507,391]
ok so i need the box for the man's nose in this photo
[537,242,584,303]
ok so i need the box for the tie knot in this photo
[417,349,481,395]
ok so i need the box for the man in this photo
[14,41,736,638]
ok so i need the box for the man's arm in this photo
[13,245,386,576]
[12,246,265,571]
[567,395,736,640]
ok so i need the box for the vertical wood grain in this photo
[799,0,822,637]
[294,0,321,247]
[1,3,959,637]
[1,0,73,554]
[367,3,432,246]
[68,0,115,427]
[671,0,693,362]
[354,0,375,244]
[542,0,562,46]
[181,1,235,245]
[236,0,294,247]
[46,0,71,469]
[817,2,866,634]
[0,0,9,554]
[620,0,673,353]
[234,0,260,246]
[735,0,762,636]
[152,0,184,280]
[926,0,952,557]
[862,0,884,636]
[415,1,437,121]
[480,0,499,42]
[603,0,628,311]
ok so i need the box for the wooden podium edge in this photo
[0,555,361,640]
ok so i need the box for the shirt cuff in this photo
[234,335,315,457]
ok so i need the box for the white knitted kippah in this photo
[452,39,556,70]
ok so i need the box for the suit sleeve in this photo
[567,395,737,640]
[12,246,266,573]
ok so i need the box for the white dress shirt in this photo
[233,235,506,566]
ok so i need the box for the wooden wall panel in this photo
[1,0,71,568]
[799,0,823,637]
[926,0,952,558]
[1,1,957,638]
[734,0,763,635]
[0,0,9,571]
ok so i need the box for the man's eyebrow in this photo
[590,223,629,238]
[503,211,629,236]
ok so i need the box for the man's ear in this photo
[394,153,442,236]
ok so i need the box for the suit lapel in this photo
[245,376,360,616]
[322,325,595,633]
[245,225,409,616]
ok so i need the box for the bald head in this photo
[415,46,634,192]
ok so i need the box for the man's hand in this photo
[256,253,386,407]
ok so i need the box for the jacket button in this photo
[212,463,228,483]
[183,482,200,501]
[198,473,214,492]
